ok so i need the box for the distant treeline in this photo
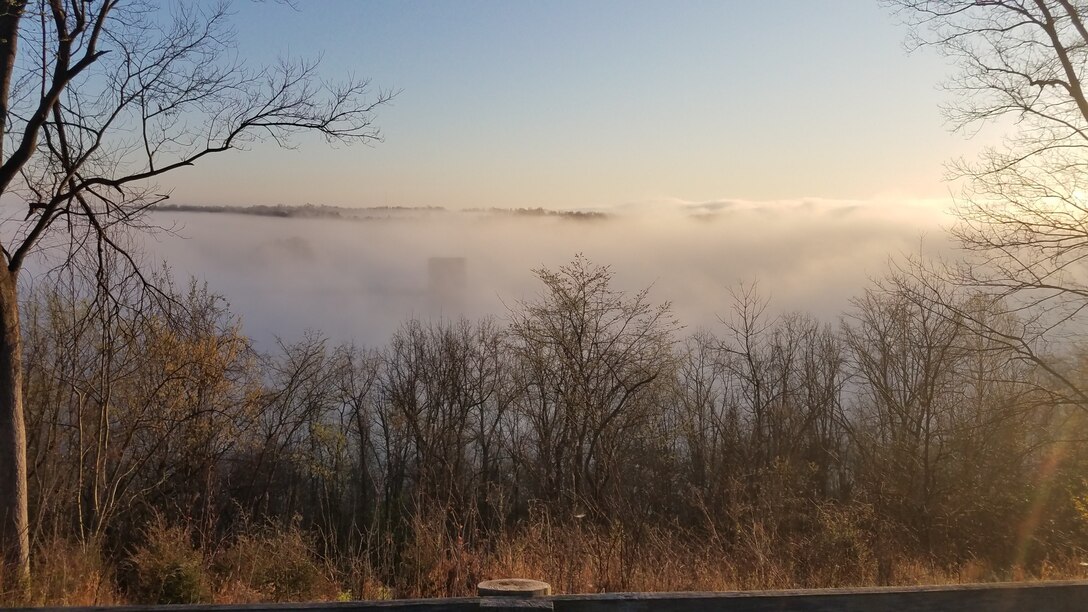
[153,203,607,221]
[466,207,607,220]
[11,255,1088,604]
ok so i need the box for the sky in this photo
[10,1,996,347]
[164,0,986,211]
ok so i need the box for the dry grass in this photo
[4,513,1087,606]
[12,538,120,607]
[378,508,1088,598]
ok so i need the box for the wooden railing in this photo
[10,580,1088,612]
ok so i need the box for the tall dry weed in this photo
[212,521,337,602]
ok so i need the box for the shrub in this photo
[212,522,335,602]
[28,538,118,606]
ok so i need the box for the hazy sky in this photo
[48,1,999,348]
[165,0,986,211]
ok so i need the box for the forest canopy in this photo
[4,255,1086,604]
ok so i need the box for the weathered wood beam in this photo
[9,580,1088,612]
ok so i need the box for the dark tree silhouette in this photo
[0,0,391,586]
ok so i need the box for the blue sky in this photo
[166,1,985,210]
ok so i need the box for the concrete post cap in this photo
[477,579,552,597]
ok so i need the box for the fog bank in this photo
[137,200,953,348]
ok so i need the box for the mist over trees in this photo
[6,0,1088,604]
[5,254,1086,603]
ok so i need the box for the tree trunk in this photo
[0,1,26,166]
[0,268,27,589]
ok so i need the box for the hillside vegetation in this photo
[3,256,1087,605]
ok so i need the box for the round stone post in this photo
[477,579,552,597]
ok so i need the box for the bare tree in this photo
[0,0,391,584]
[843,271,1047,561]
[508,255,679,515]
[715,285,848,512]
[844,277,964,553]
[330,343,383,555]
[891,0,1088,408]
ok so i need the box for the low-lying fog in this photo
[114,199,955,349]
